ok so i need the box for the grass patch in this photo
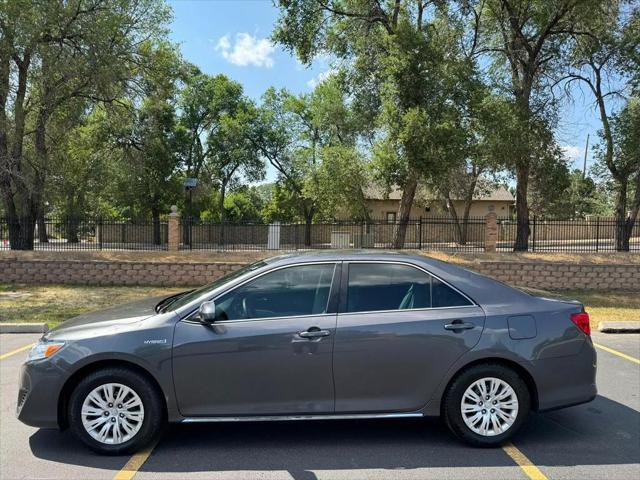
[0,284,183,327]
[558,290,640,327]
[0,284,637,330]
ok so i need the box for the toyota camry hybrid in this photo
[16,252,597,454]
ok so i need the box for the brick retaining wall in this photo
[1,257,638,291]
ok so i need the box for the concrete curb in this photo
[598,321,640,333]
[0,323,49,334]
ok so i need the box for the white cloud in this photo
[307,68,337,89]
[215,33,275,68]
[561,145,584,162]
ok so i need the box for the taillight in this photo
[571,312,591,336]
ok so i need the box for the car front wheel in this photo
[68,367,164,455]
[443,364,531,447]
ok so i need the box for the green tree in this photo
[204,97,264,224]
[566,3,639,249]
[112,41,184,244]
[48,105,120,242]
[253,80,363,243]
[222,187,266,223]
[178,72,245,181]
[477,0,602,250]
[274,1,489,247]
[593,98,640,249]
[0,0,170,249]
[432,90,506,244]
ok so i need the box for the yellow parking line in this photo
[0,343,33,361]
[503,442,548,480]
[594,343,640,365]
[113,440,158,480]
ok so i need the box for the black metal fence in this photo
[1,215,638,252]
[180,216,487,252]
[0,217,168,251]
[497,216,640,252]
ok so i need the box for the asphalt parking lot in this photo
[0,332,638,480]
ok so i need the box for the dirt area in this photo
[2,249,640,265]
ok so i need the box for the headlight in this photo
[27,341,65,362]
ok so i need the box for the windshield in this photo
[163,260,267,312]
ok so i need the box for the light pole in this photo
[183,178,197,249]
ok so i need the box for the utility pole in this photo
[582,134,590,179]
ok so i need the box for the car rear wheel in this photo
[69,367,164,455]
[443,364,530,447]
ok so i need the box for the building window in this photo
[386,212,397,223]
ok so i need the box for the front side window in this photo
[213,263,336,321]
[346,263,472,313]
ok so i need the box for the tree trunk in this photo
[461,203,472,246]
[443,196,464,245]
[151,206,161,246]
[514,164,530,251]
[66,217,80,243]
[218,182,227,246]
[614,181,629,251]
[304,210,313,247]
[626,173,640,249]
[37,210,48,243]
[392,178,418,249]
[6,215,36,250]
[460,176,478,245]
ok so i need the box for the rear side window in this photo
[431,278,472,308]
[347,263,431,313]
[346,263,471,313]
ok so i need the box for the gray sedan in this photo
[16,252,597,454]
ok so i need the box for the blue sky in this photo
[168,0,603,179]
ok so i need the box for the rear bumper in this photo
[533,338,597,412]
[16,360,64,429]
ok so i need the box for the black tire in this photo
[443,363,531,447]
[68,367,165,455]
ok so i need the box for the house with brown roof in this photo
[362,184,515,221]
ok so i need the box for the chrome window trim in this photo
[337,304,479,317]
[342,260,478,315]
[180,261,339,324]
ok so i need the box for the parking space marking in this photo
[113,440,158,480]
[502,442,548,480]
[0,343,33,361]
[594,342,640,364]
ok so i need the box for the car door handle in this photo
[298,328,331,338]
[444,321,476,331]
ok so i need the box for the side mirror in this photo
[197,300,216,323]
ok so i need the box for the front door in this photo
[173,262,339,416]
[333,262,485,413]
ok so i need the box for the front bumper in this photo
[16,359,65,429]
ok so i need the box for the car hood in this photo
[45,295,166,340]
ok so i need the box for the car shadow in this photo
[29,395,639,477]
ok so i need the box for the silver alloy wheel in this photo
[81,383,145,445]
[460,377,519,437]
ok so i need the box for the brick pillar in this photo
[168,205,180,251]
[485,211,498,253]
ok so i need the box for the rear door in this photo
[333,261,485,413]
